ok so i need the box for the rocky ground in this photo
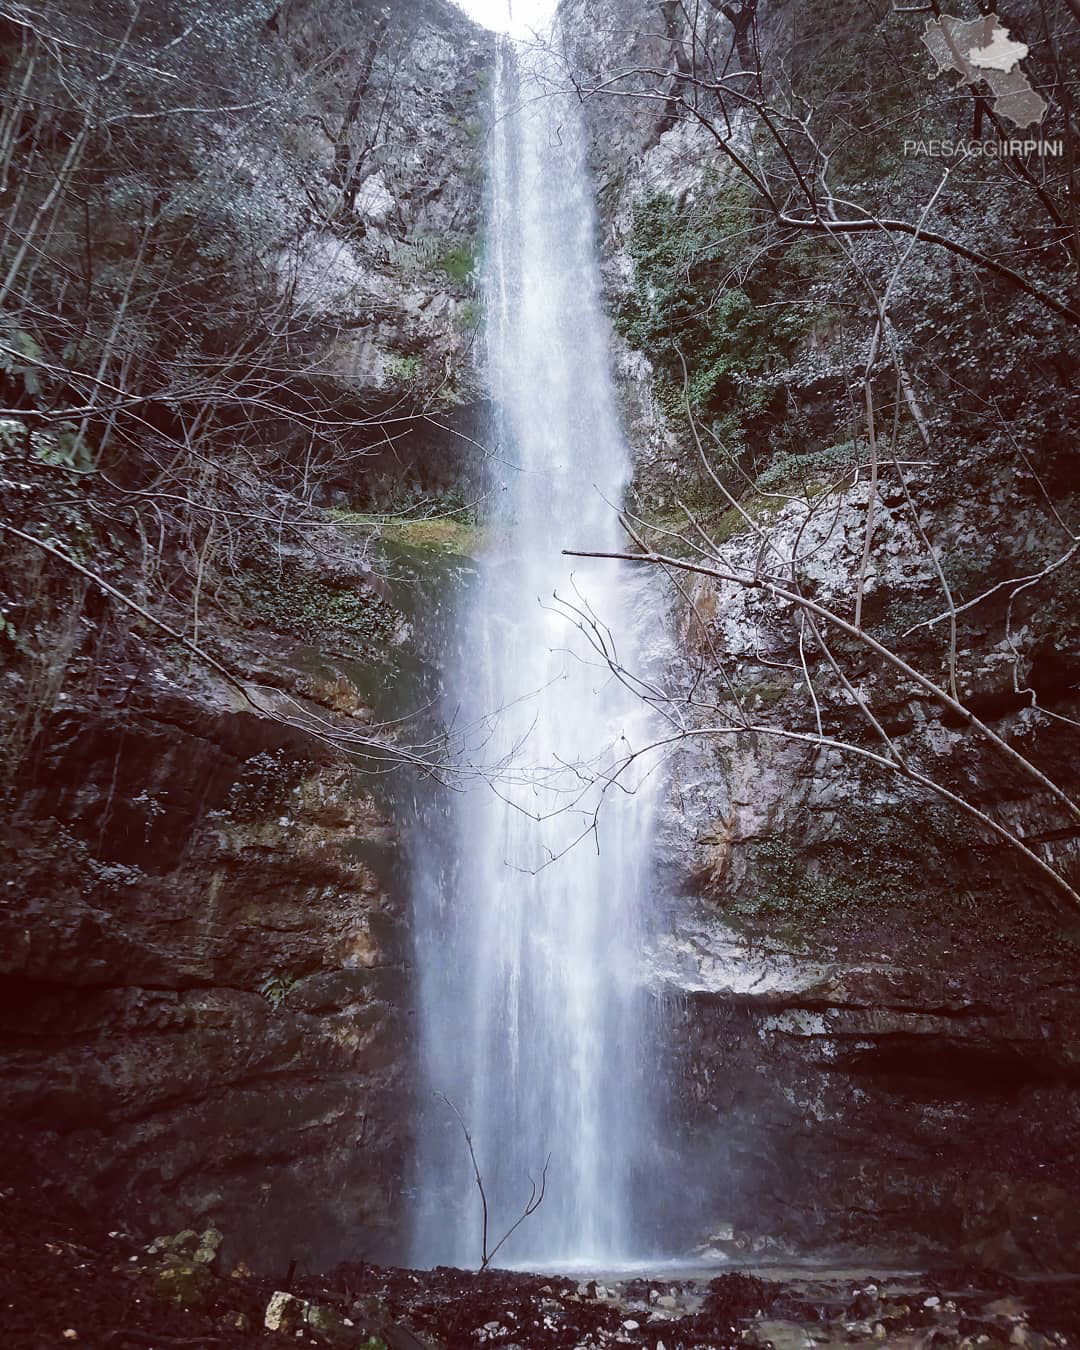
[3,1184,1079,1350]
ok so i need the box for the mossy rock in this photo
[151,1261,213,1306]
[192,1226,223,1265]
[217,1310,251,1332]
[264,1290,307,1332]
[305,1303,360,1345]
[237,561,399,646]
[392,518,481,555]
[325,510,482,559]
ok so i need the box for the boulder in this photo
[265,1290,308,1333]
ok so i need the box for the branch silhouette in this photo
[436,1093,550,1270]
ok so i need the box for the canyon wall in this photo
[0,0,491,1271]
[2,0,1078,1278]
[560,0,1080,1269]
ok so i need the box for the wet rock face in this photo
[647,913,1080,1268]
[635,475,1080,1267]
[280,0,494,433]
[0,695,410,1270]
[567,0,1080,1271]
[0,0,490,1271]
[0,529,421,1269]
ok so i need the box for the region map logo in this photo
[921,11,1046,128]
[903,10,1061,158]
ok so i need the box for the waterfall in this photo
[411,38,663,1270]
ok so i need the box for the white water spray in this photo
[412,39,663,1269]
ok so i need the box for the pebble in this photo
[62,1333,77,1342]
[623,1319,640,1330]
[218,1312,250,1332]
[656,1294,677,1309]
[925,1295,941,1308]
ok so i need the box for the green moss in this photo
[385,354,420,383]
[455,299,484,332]
[639,490,787,553]
[325,509,482,558]
[324,508,380,527]
[713,494,787,544]
[729,797,993,928]
[742,680,789,710]
[393,517,481,555]
[440,239,477,284]
[755,440,859,493]
[615,186,832,453]
[730,835,853,922]
[151,1262,212,1306]
[236,559,398,646]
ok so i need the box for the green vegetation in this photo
[392,517,482,555]
[0,0,484,785]
[385,354,421,384]
[728,798,992,928]
[238,560,398,646]
[615,186,831,455]
[739,680,789,711]
[259,972,297,1011]
[638,480,794,554]
[327,505,482,559]
[440,238,478,285]
[733,834,853,923]
[754,441,860,494]
[455,299,484,332]
[708,493,787,545]
[0,326,45,399]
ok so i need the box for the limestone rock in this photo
[265,1290,308,1333]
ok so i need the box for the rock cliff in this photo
[560,0,1080,1268]
[2,0,1078,1278]
[0,0,491,1269]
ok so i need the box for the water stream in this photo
[411,38,663,1269]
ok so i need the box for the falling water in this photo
[411,38,663,1269]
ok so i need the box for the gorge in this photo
[0,0,1079,1344]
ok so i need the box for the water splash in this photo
[411,38,663,1269]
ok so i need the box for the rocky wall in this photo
[560,0,1080,1269]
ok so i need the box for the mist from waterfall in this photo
[410,37,664,1269]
